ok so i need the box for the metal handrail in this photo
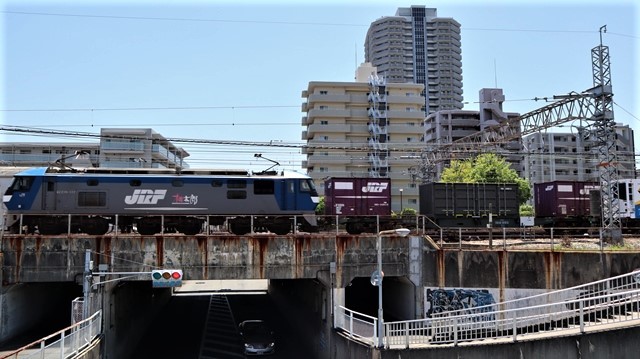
[0,310,102,359]
[336,269,640,349]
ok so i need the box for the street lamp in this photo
[374,228,410,348]
[399,188,403,214]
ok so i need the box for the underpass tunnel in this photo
[345,276,416,322]
[269,278,329,357]
[0,282,81,350]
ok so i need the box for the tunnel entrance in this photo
[345,276,415,322]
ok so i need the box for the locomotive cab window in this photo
[254,180,274,195]
[172,180,184,187]
[211,180,223,187]
[8,176,34,193]
[300,179,316,193]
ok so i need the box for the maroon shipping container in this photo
[324,178,391,216]
[534,181,599,219]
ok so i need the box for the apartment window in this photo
[407,137,413,142]
[319,105,328,110]
[320,120,328,125]
[322,136,329,141]
[319,167,328,172]
[320,90,328,95]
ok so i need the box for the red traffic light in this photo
[151,269,183,288]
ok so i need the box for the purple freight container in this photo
[534,181,599,218]
[324,178,391,216]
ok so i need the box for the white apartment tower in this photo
[365,5,463,114]
[522,124,636,184]
[301,63,425,213]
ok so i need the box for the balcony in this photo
[306,124,352,137]
[307,108,351,118]
[101,141,144,152]
[306,154,352,166]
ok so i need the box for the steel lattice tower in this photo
[592,25,621,243]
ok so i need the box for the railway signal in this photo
[151,269,183,288]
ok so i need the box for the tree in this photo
[315,196,325,215]
[440,153,531,204]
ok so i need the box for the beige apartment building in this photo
[301,63,425,213]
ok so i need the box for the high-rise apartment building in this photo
[423,88,521,179]
[301,63,425,213]
[522,124,636,184]
[365,5,463,114]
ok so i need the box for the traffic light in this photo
[151,269,183,288]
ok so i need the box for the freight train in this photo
[323,177,401,234]
[534,179,640,229]
[3,166,319,235]
[419,182,521,228]
[418,179,640,231]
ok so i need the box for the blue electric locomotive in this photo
[3,166,319,235]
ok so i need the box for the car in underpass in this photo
[238,319,276,356]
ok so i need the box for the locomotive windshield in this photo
[5,176,35,195]
[301,179,318,195]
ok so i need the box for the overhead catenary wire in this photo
[3,10,637,39]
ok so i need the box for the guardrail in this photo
[0,310,102,359]
[3,213,434,236]
[334,306,379,346]
[336,270,640,349]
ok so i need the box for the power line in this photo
[0,105,299,112]
[3,10,636,38]
[1,10,367,27]
[0,98,568,113]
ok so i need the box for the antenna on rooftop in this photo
[354,43,358,80]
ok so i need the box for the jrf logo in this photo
[362,182,389,193]
[125,189,167,205]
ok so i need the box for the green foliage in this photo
[519,204,534,216]
[315,196,325,215]
[440,153,532,204]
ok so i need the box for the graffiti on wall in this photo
[426,288,496,317]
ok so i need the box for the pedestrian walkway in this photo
[335,269,640,349]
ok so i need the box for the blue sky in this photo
[1,0,638,171]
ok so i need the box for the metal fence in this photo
[3,213,434,236]
[336,270,640,349]
[334,306,378,346]
[0,310,102,359]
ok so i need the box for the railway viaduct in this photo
[2,232,640,358]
